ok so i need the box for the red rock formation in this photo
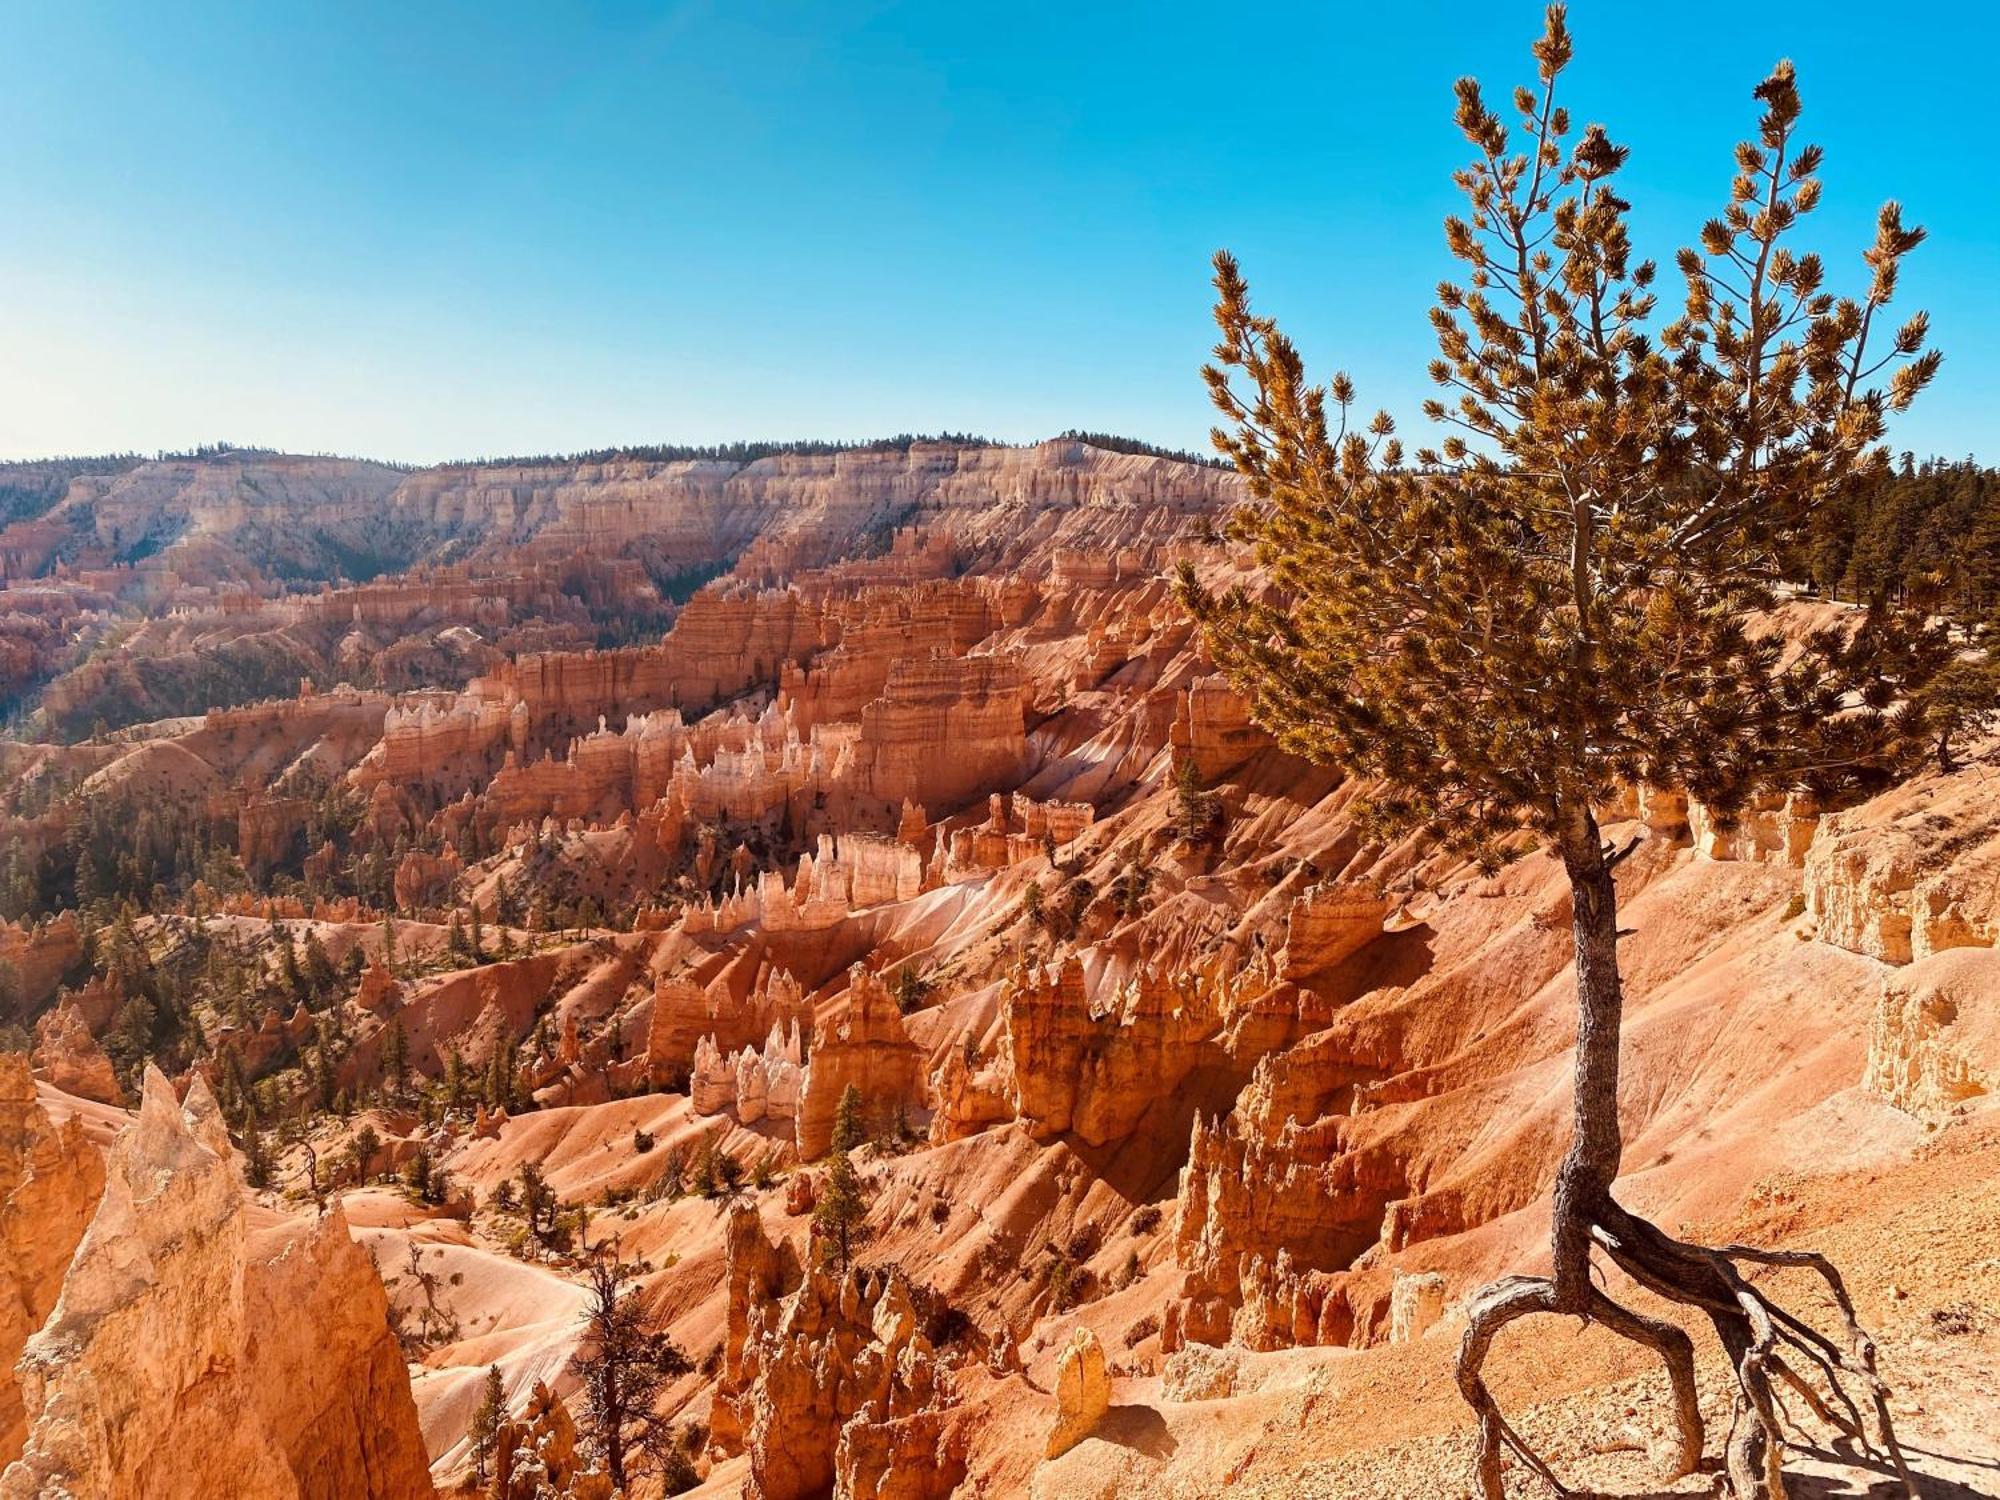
[1688,790,1819,866]
[1280,881,1391,979]
[244,1208,440,1500]
[713,1204,804,1456]
[796,967,927,1158]
[239,794,313,875]
[29,1000,123,1106]
[3,1069,432,1499]
[1168,1035,1399,1351]
[1866,948,2000,1121]
[735,1249,962,1500]
[941,792,1095,877]
[1043,1326,1109,1459]
[392,846,464,910]
[0,1057,104,1466]
[1005,957,1220,1147]
[487,1381,611,1500]
[927,1042,1012,1144]
[0,915,81,1013]
[648,966,811,1083]
[1169,675,1268,781]
[1799,780,2000,964]
[848,653,1027,814]
[691,1023,805,1124]
[355,956,403,1014]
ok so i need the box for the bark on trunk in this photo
[1551,797,1623,1303]
[1456,801,1913,1499]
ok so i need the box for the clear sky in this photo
[1,1,1993,465]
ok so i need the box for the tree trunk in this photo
[1458,800,1915,1498]
[1550,797,1623,1304]
[605,1373,627,1490]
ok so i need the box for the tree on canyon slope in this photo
[1179,8,1949,1497]
[469,1364,505,1488]
[571,1244,693,1491]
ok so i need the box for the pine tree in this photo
[812,1147,866,1273]
[302,929,337,1001]
[382,1017,408,1094]
[569,1246,692,1490]
[829,1082,866,1157]
[351,1123,381,1184]
[1170,760,1220,844]
[689,1135,717,1198]
[485,1046,515,1112]
[402,1143,433,1200]
[469,1363,505,1488]
[242,1118,273,1189]
[1178,11,1940,1494]
[1920,647,2000,771]
[518,1161,557,1248]
[312,1030,336,1111]
[892,964,930,1015]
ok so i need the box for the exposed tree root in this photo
[1454,1196,1916,1500]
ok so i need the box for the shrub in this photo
[1067,1221,1105,1262]
[1123,1313,1161,1349]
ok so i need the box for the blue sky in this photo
[1,0,1993,464]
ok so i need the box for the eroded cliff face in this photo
[1,1069,431,1500]
[4,441,1237,734]
[0,1061,103,1468]
[244,1209,438,1500]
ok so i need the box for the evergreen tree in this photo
[689,1135,717,1198]
[301,929,337,1002]
[242,1119,271,1189]
[812,1147,866,1273]
[892,964,930,1015]
[517,1161,557,1248]
[829,1082,866,1157]
[382,1017,409,1094]
[1170,760,1221,845]
[1178,12,1940,1493]
[402,1143,433,1200]
[469,1363,505,1488]
[485,1046,515,1112]
[569,1245,692,1491]
[312,1029,337,1112]
[351,1123,382,1184]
